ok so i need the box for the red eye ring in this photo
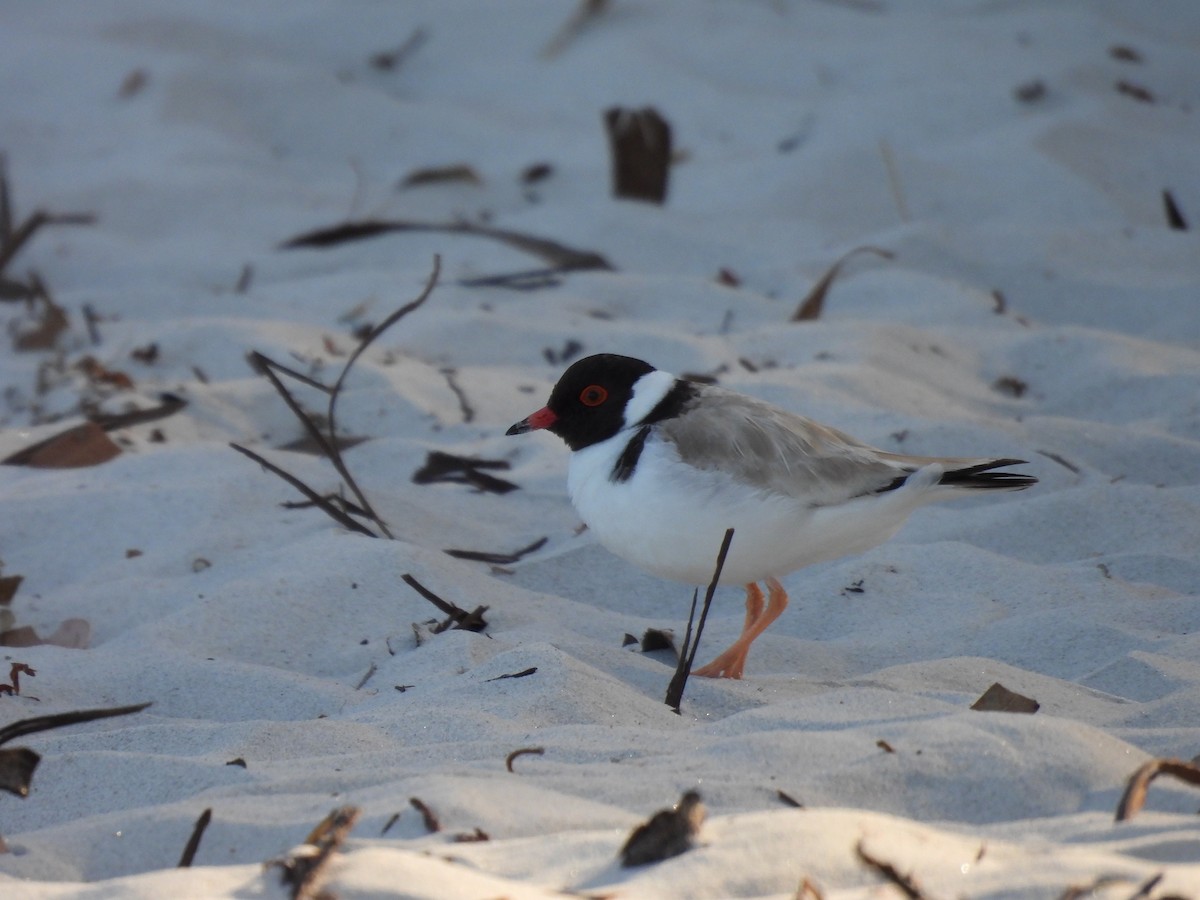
[579,385,608,407]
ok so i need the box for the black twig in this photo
[505,746,545,772]
[229,443,377,537]
[444,536,547,565]
[326,256,441,539]
[0,702,151,748]
[665,528,734,710]
[178,807,212,867]
[281,219,612,274]
[234,256,440,538]
[855,841,927,900]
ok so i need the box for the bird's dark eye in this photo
[579,385,608,407]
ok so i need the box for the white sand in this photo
[1,1,1199,896]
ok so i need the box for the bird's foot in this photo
[692,649,748,679]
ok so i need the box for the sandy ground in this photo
[1,2,1199,897]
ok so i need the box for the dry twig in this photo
[0,702,150,798]
[178,808,212,867]
[505,746,545,773]
[1115,757,1200,822]
[232,256,440,538]
[664,528,735,711]
[855,840,929,900]
[266,805,360,900]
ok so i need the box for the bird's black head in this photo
[506,354,655,451]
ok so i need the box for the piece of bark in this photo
[604,107,672,204]
[620,790,705,867]
[970,682,1039,714]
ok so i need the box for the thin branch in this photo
[229,443,377,537]
[250,355,339,461]
[855,840,928,900]
[326,255,441,539]
[0,702,151,748]
[281,219,612,273]
[178,808,212,867]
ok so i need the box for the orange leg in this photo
[692,577,788,679]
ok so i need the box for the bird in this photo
[506,353,1036,679]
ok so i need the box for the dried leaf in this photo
[970,682,1039,714]
[412,450,519,494]
[400,164,482,188]
[992,375,1028,398]
[0,748,40,798]
[790,246,894,321]
[2,422,121,468]
[640,628,676,654]
[521,162,554,184]
[1115,757,1200,822]
[77,355,135,390]
[0,575,21,606]
[620,790,705,867]
[0,618,90,649]
[266,806,360,900]
[12,291,68,351]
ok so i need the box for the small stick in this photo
[0,702,151,748]
[664,528,734,711]
[354,663,377,690]
[409,797,440,832]
[281,220,612,274]
[401,573,459,619]
[855,840,927,900]
[326,255,441,539]
[177,807,212,867]
[505,746,545,773]
[229,443,377,537]
[440,367,475,422]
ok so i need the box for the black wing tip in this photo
[941,459,1038,491]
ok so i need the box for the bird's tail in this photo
[938,458,1037,491]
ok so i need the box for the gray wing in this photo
[657,384,999,506]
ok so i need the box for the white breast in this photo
[567,426,943,586]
